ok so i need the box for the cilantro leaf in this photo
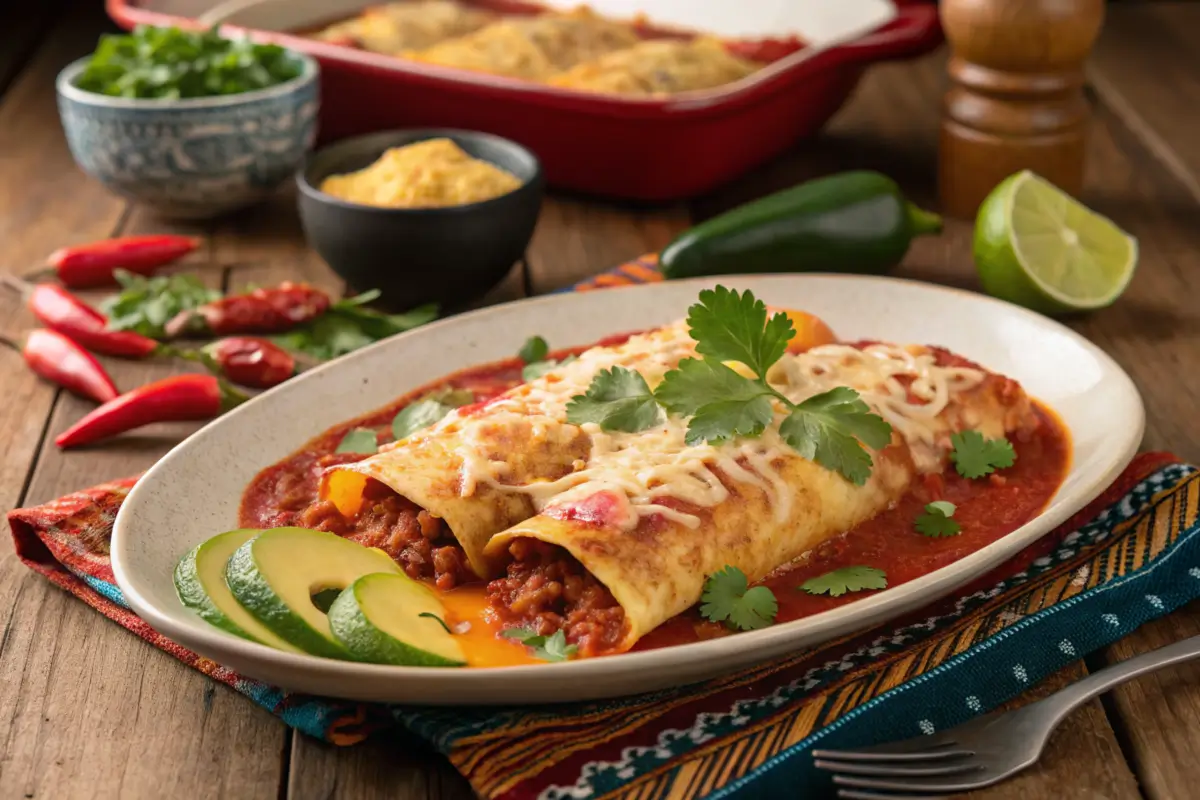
[523,355,576,382]
[418,612,453,634]
[779,387,894,485]
[501,627,578,662]
[565,366,662,432]
[518,335,549,364]
[655,358,775,445]
[700,566,778,631]
[101,270,221,338]
[950,431,1016,479]
[799,566,888,597]
[685,286,794,378]
[335,427,378,454]
[273,295,437,361]
[915,500,962,537]
[392,388,474,441]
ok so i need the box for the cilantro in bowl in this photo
[73,25,303,100]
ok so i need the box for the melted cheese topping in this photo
[428,328,989,532]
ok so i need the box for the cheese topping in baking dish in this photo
[406,326,993,532]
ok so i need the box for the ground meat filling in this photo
[297,479,472,590]
[487,538,627,656]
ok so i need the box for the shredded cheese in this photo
[430,327,989,532]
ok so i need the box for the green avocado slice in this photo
[174,528,303,653]
[224,527,403,659]
[328,573,466,667]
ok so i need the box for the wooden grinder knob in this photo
[938,0,1105,218]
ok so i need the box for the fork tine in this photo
[832,769,992,794]
[837,789,951,800]
[814,758,980,778]
[812,741,970,763]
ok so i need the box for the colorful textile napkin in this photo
[9,256,1200,799]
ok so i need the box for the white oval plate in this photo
[112,275,1144,705]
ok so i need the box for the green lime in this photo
[973,170,1138,315]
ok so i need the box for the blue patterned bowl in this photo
[56,53,320,220]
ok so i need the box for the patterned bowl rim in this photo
[55,50,319,110]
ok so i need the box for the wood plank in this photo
[0,1,63,99]
[960,664,1141,800]
[288,732,475,800]
[1090,2,1200,204]
[1,204,286,800]
[525,196,689,293]
[1100,602,1200,800]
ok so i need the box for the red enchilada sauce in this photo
[238,339,1070,662]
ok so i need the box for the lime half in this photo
[974,171,1138,315]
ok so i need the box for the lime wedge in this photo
[973,171,1138,314]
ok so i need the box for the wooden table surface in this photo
[3,2,1200,798]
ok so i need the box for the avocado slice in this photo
[174,528,304,654]
[224,527,403,659]
[328,573,467,667]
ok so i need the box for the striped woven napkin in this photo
[9,255,1200,799]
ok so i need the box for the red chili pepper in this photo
[164,282,331,338]
[201,337,296,388]
[55,374,248,449]
[1,329,119,403]
[42,234,200,288]
[26,284,160,359]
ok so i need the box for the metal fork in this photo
[812,634,1200,798]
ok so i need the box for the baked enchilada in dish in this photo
[182,287,1068,668]
[306,1,770,94]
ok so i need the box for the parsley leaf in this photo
[779,387,894,486]
[391,388,474,441]
[656,359,775,445]
[101,270,221,338]
[418,612,453,635]
[518,336,549,364]
[950,431,1016,479]
[501,627,578,662]
[565,366,662,432]
[799,566,888,597]
[686,286,795,377]
[915,500,962,537]
[335,427,378,454]
[700,566,778,631]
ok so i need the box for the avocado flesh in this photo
[224,527,403,660]
[329,572,466,667]
[174,528,303,653]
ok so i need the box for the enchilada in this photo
[231,287,1069,667]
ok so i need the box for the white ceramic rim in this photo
[111,274,1145,703]
[55,49,319,110]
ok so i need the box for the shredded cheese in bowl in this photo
[318,138,523,209]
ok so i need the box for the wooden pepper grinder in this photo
[938,0,1105,218]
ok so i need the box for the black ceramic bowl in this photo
[297,128,543,310]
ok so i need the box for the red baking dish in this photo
[106,0,943,201]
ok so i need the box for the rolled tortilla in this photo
[319,320,697,578]
[482,343,1042,652]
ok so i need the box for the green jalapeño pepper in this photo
[659,171,942,279]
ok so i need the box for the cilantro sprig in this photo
[950,431,1016,479]
[564,366,662,432]
[700,566,778,631]
[501,628,578,662]
[334,427,378,454]
[418,612,453,635]
[915,500,961,537]
[518,335,576,381]
[800,566,888,597]
[565,287,893,485]
[392,388,475,441]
